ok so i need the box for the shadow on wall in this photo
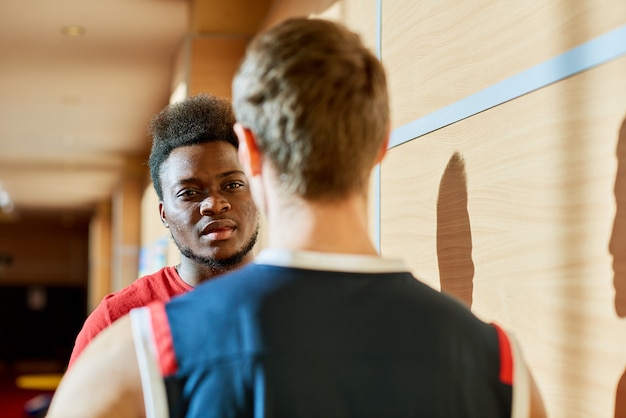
[611,115,626,418]
[436,152,474,308]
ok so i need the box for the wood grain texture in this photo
[111,174,142,291]
[88,201,111,312]
[382,1,626,129]
[190,0,272,35]
[189,36,249,99]
[381,55,626,418]
[260,0,340,31]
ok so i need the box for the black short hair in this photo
[148,94,238,200]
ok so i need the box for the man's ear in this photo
[234,122,263,176]
[374,127,391,165]
[158,201,169,228]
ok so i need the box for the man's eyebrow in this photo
[174,177,201,185]
[218,170,246,178]
[175,170,245,185]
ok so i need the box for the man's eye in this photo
[225,182,244,190]
[178,189,200,197]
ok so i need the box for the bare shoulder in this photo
[529,370,547,418]
[47,315,145,418]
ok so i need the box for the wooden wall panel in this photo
[111,161,145,291]
[382,1,626,128]
[260,0,377,49]
[342,0,378,52]
[261,0,340,30]
[190,0,272,35]
[188,36,249,98]
[381,54,626,417]
[88,201,111,312]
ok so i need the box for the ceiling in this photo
[0,0,190,221]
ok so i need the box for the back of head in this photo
[148,94,238,200]
[232,18,389,201]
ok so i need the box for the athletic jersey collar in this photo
[254,248,407,273]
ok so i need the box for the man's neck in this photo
[266,193,378,256]
[176,253,254,287]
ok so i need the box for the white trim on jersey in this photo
[130,307,169,418]
[509,333,531,418]
[254,248,406,273]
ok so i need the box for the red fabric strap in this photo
[148,302,178,376]
[493,323,514,386]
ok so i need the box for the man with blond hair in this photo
[48,18,545,418]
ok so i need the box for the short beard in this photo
[173,223,259,275]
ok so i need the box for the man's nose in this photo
[199,194,231,215]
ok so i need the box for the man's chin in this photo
[183,247,252,270]
[197,253,242,267]
[174,226,258,272]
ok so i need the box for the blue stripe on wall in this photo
[389,23,626,149]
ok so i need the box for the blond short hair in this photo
[233,18,389,200]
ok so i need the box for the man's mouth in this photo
[202,220,236,241]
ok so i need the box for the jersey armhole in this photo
[147,302,179,376]
[492,323,530,418]
[130,305,172,418]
